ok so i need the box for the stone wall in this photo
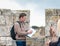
[0,9,45,46]
[0,9,30,36]
[45,9,60,36]
[0,9,30,46]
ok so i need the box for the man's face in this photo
[20,16,26,22]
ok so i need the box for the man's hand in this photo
[27,30,32,34]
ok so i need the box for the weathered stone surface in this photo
[0,9,30,36]
[0,16,6,25]
[0,9,30,46]
[26,37,45,46]
[5,16,13,26]
[45,9,59,36]
[0,9,45,46]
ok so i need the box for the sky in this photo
[0,0,60,27]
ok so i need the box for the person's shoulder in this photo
[14,22,19,25]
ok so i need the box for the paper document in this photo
[27,28,36,37]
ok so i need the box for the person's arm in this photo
[14,22,28,35]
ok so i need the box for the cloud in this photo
[25,3,45,27]
[0,0,21,10]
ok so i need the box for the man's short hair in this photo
[19,13,26,18]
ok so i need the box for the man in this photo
[14,13,32,46]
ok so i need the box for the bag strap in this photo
[17,21,25,31]
[16,21,21,28]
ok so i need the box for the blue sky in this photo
[0,0,60,27]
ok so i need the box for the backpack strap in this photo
[16,21,21,28]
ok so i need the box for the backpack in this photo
[10,21,21,40]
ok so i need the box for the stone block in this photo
[0,16,6,25]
